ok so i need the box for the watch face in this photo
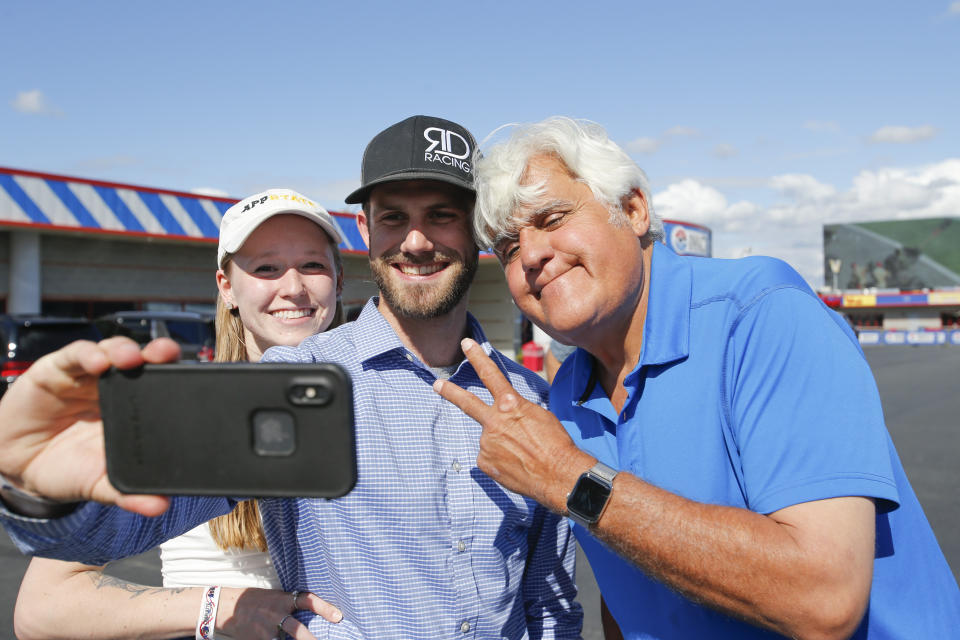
[567,475,612,523]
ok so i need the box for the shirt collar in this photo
[636,241,691,368]
[351,297,491,366]
[566,242,692,404]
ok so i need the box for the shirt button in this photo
[452,461,462,472]
[460,621,471,633]
[457,539,466,552]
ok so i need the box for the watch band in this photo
[566,461,618,528]
[587,461,618,485]
[0,473,81,519]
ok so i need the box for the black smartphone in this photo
[99,362,356,498]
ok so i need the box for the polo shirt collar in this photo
[636,241,691,368]
[568,241,692,408]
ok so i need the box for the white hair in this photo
[473,117,663,250]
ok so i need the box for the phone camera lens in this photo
[288,380,332,406]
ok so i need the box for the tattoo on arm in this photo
[88,572,190,598]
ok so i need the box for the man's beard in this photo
[370,249,479,320]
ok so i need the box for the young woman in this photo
[14,189,345,640]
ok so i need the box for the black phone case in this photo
[99,363,356,498]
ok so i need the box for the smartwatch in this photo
[0,473,80,519]
[566,462,618,528]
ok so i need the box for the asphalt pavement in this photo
[2,346,958,638]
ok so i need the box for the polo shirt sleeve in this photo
[725,286,899,515]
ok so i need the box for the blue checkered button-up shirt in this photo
[2,299,582,640]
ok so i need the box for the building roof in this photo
[0,166,369,254]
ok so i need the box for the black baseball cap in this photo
[345,115,477,204]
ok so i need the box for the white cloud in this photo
[626,137,660,154]
[190,187,230,198]
[652,180,759,234]
[652,158,960,286]
[653,180,728,219]
[712,143,738,158]
[847,163,960,217]
[769,174,837,201]
[11,89,61,115]
[949,2,960,15]
[868,125,937,144]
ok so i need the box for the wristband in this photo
[195,586,221,640]
[0,473,81,519]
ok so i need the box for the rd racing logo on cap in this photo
[423,127,471,174]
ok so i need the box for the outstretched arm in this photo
[15,557,343,640]
[0,337,178,516]
[435,338,875,640]
[0,338,235,565]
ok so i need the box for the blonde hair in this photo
[208,235,345,551]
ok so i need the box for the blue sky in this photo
[2,1,958,285]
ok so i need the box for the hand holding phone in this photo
[0,337,179,517]
[99,363,356,498]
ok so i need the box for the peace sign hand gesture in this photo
[432,338,594,514]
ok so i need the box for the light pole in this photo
[828,258,842,291]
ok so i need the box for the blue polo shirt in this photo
[552,242,960,639]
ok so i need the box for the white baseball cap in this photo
[217,188,343,269]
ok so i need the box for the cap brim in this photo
[218,210,342,269]
[344,170,475,204]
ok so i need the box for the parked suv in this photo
[96,310,215,361]
[0,315,102,397]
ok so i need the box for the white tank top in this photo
[159,522,281,589]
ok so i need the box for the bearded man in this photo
[0,116,583,640]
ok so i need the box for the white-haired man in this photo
[435,117,960,639]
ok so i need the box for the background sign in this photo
[663,220,712,257]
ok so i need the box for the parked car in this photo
[96,310,215,361]
[0,315,102,397]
